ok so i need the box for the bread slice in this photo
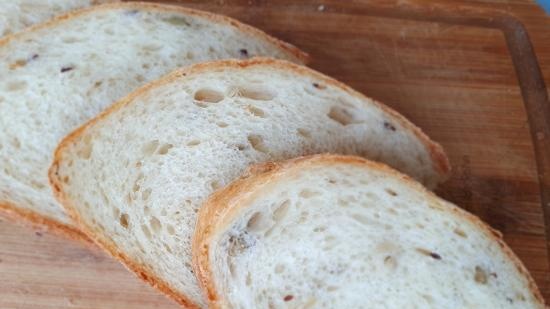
[0,2,306,238]
[50,58,450,308]
[0,0,114,36]
[193,154,544,309]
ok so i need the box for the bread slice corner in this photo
[0,2,307,242]
[193,154,544,309]
[49,58,451,308]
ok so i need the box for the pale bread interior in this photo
[53,59,448,307]
[0,0,111,36]
[199,156,543,309]
[0,3,303,228]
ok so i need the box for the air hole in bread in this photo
[299,189,319,198]
[167,224,176,235]
[150,216,161,233]
[132,173,144,193]
[246,105,266,118]
[194,88,224,103]
[210,180,221,191]
[298,211,309,223]
[125,192,132,204]
[10,138,21,148]
[136,242,146,254]
[142,140,159,156]
[164,243,173,254]
[141,188,152,200]
[228,259,237,277]
[77,135,93,159]
[245,272,252,286]
[100,189,109,205]
[30,180,46,189]
[272,200,290,222]
[421,294,434,304]
[297,128,312,139]
[454,228,467,238]
[328,106,358,126]
[248,135,268,153]
[7,80,28,91]
[96,222,106,232]
[384,255,398,269]
[157,143,173,155]
[247,212,266,232]
[234,86,274,101]
[119,213,129,229]
[337,199,349,207]
[313,226,326,232]
[10,59,27,69]
[135,74,145,83]
[274,264,285,274]
[112,207,120,218]
[163,15,191,26]
[351,213,372,225]
[217,122,229,128]
[283,295,294,302]
[187,140,201,147]
[142,224,152,239]
[516,293,527,302]
[61,37,80,44]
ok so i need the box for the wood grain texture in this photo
[0,216,178,309]
[1,0,549,307]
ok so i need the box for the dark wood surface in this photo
[1,0,549,307]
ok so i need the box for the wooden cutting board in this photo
[1,0,549,308]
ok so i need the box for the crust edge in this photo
[192,154,544,308]
[50,57,453,309]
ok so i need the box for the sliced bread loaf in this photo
[193,154,544,309]
[50,58,450,308]
[0,2,306,238]
[0,0,114,36]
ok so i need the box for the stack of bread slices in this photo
[0,1,545,308]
